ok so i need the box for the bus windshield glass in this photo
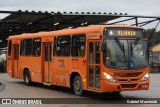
[103,39,148,69]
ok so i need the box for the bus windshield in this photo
[103,39,148,69]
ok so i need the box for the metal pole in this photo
[135,17,138,26]
[107,17,135,25]
[0,23,1,37]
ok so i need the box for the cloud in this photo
[0,0,160,29]
[0,0,159,15]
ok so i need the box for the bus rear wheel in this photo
[73,75,83,96]
[24,70,32,86]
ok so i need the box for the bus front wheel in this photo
[73,75,83,96]
[24,70,32,86]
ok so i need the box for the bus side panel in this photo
[51,57,58,85]
[17,57,22,80]
[18,57,42,82]
[29,57,42,82]
[52,57,71,87]
[51,56,56,85]
[7,56,13,77]
[18,56,25,80]
[70,57,87,90]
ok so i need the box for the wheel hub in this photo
[25,75,29,83]
[75,80,81,92]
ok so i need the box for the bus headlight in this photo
[102,72,116,82]
[140,72,149,81]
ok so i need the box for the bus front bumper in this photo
[101,79,149,93]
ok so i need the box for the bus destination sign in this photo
[104,28,146,38]
[117,30,136,36]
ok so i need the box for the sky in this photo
[0,0,160,30]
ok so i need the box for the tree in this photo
[145,29,160,48]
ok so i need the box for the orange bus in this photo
[7,25,149,96]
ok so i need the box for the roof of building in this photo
[0,10,160,48]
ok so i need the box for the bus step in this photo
[43,82,52,86]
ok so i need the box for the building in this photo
[150,43,160,72]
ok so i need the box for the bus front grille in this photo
[121,84,137,88]
[115,72,143,77]
[118,79,139,82]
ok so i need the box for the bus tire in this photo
[73,75,83,96]
[24,70,32,86]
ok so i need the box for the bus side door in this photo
[87,40,101,90]
[7,40,12,77]
[13,44,19,78]
[43,43,52,82]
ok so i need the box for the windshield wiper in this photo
[130,38,140,57]
[114,38,125,59]
[115,38,124,51]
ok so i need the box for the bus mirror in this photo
[102,40,107,52]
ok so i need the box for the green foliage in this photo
[146,29,160,40]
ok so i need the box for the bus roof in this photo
[8,25,144,40]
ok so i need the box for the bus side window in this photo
[72,34,86,57]
[8,40,12,56]
[53,37,57,56]
[33,38,41,57]
[57,36,71,57]
[23,39,32,56]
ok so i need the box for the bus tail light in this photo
[140,72,149,81]
[102,72,116,82]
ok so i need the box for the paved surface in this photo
[0,73,160,107]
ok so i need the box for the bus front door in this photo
[13,44,19,78]
[88,40,101,90]
[43,43,52,83]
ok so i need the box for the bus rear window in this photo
[8,40,12,56]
